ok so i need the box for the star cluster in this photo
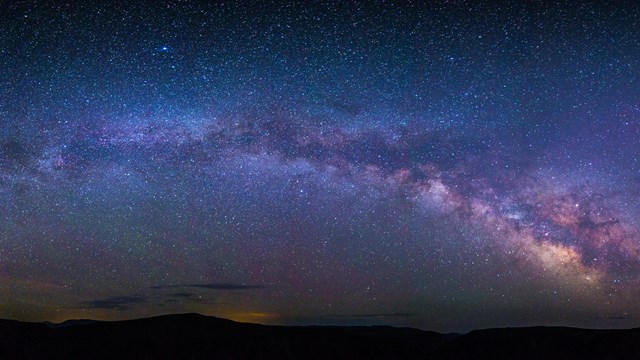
[1,0,640,332]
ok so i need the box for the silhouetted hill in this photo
[1,313,639,359]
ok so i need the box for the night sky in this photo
[1,0,640,332]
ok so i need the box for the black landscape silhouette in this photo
[2,313,639,359]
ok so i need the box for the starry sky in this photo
[1,0,640,332]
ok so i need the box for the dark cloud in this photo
[151,283,264,290]
[80,296,148,311]
[166,293,209,303]
[79,291,224,312]
[169,292,196,298]
[323,313,415,319]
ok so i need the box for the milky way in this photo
[1,1,640,331]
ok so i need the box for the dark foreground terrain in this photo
[2,313,640,359]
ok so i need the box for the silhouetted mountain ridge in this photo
[1,313,639,359]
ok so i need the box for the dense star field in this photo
[1,0,640,332]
